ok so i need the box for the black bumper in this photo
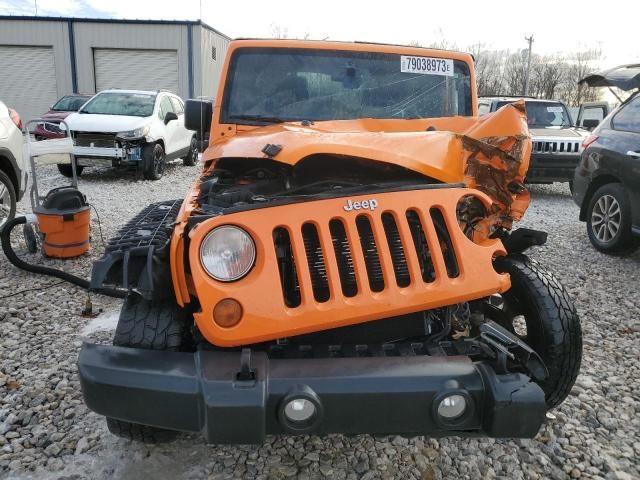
[78,343,546,444]
[527,154,581,183]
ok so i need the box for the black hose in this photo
[1,216,126,298]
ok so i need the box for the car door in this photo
[158,95,179,155]
[597,95,640,226]
[169,96,192,153]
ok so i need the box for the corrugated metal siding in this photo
[94,49,179,93]
[0,46,58,122]
[194,27,230,99]
[0,19,73,119]
[73,22,190,99]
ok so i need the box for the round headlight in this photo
[200,226,256,281]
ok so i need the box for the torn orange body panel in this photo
[169,40,532,347]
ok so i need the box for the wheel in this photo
[142,143,165,180]
[492,254,582,409]
[106,294,189,443]
[0,170,17,230]
[22,223,38,253]
[586,183,638,254]
[57,163,84,178]
[182,136,199,166]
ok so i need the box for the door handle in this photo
[627,151,640,157]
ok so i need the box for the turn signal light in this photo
[582,135,598,149]
[213,298,243,328]
[8,108,22,130]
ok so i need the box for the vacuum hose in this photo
[1,216,125,298]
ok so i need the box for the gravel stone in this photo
[1,175,639,479]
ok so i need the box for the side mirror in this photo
[582,119,600,129]
[164,111,178,125]
[184,99,213,134]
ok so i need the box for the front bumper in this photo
[526,153,581,183]
[78,343,546,444]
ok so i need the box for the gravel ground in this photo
[0,163,638,480]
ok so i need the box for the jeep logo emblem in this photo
[343,198,378,212]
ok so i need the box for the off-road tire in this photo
[106,294,188,443]
[0,170,16,229]
[494,254,582,409]
[586,183,638,255]
[57,163,84,178]
[182,136,199,166]
[142,142,165,181]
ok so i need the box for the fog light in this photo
[284,398,316,423]
[437,394,467,420]
[213,298,243,328]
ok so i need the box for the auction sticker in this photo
[547,106,564,113]
[401,55,454,76]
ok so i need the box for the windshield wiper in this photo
[228,114,286,124]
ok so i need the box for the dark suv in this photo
[572,92,640,254]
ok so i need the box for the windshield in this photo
[52,95,90,112]
[222,48,472,123]
[496,100,572,127]
[80,92,156,117]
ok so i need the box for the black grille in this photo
[273,207,459,307]
[74,132,117,148]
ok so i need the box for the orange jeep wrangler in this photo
[80,39,582,444]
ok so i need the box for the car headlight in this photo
[200,226,256,281]
[118,125,149,138]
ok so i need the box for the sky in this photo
[1,0,638,70]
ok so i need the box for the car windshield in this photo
[496,100,572,127]
[222,48,472,123]
[80,92,156,117]
[51,96,90,112]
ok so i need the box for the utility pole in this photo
[523,35,534,96]
[34,0,38,15]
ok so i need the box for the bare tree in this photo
[270,24,289,39]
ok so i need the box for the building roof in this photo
[0,15,230,40]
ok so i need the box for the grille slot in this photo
[429,208,459,278]
[273,227,301,308]
[301,223,330,303]
[355,215,385,292]
[74,132,117,148]
[381,212,410,288]
[329,219,357,297]
[405,210,436,283]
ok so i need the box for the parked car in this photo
[63,89,198,180]
[32,94,93,140]
[479,96,593,186]
[573,66,640,254]
[81,39,582,445]
[0,101,27,228]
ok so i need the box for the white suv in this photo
[64,90,198,180]
[0,101,27,227]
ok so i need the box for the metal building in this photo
[0,16,230,122]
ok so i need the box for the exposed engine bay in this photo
[194,155,435,215]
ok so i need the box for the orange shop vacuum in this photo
[26,118,90,257]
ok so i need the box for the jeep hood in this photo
[202,101,532,229]
[64,112,149,133]
[529,127,587,138]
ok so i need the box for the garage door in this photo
[0,45,58,124]
[94,49,179,94]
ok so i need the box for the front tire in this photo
[586,183,637,254]
[106,294,189,443]
[142,143,165,180]
[0,170,16,229]
[493,254,582,409]
[182,136,199,166]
